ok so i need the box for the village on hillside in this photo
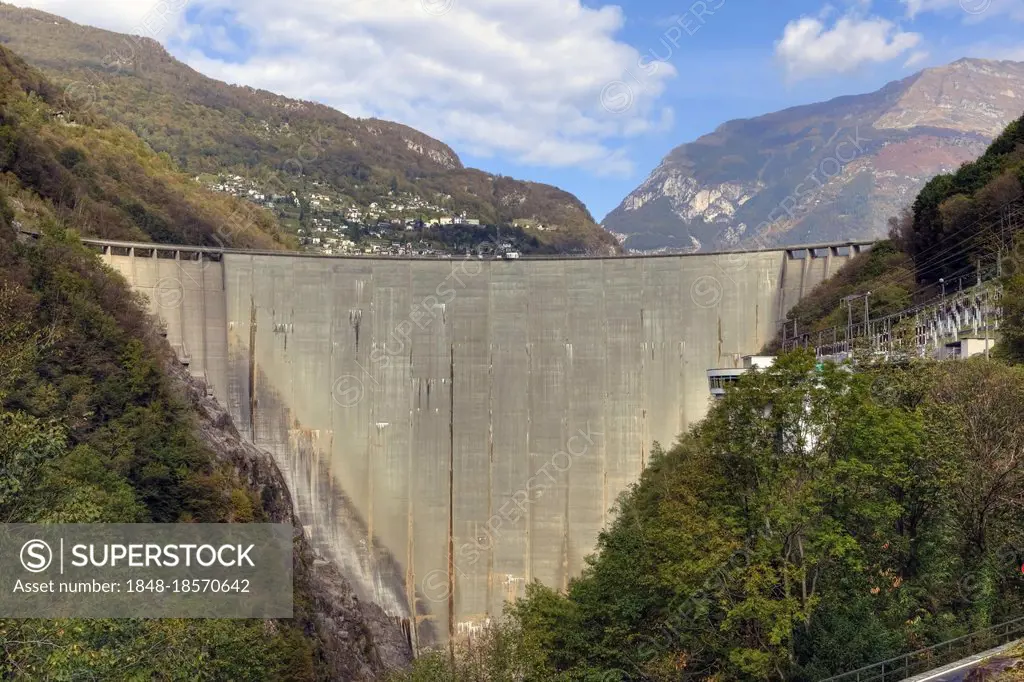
[199,173,556,257]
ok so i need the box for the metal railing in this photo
[782,200,1024,359]
[18,229,875,263]
[782,276,1003,359]
[819,615,1024,682]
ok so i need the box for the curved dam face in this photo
[94,239,866,648]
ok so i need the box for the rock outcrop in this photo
[167,361,413,680]
[603,58,1024,252]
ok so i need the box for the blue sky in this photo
[479,0,1024,219]
[14,0,1024,220]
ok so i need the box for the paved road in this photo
[904,642,1021,682]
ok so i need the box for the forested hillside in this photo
[0,3,619,254]
[395,353,1024,681]
[0,42,404,680]
[0,42,290,249]
[0,170,409,681]
[901,113,1024,285]
[0,220,311,679]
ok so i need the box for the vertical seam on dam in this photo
[248,295,257,442]
[718,317,723,365]
[525,292,533,585]
[755,304,760,349]
[447,342,455,643]
[779,251,789,322]
[601,262,608,529]
[561,272,571,592]
[799,255,808,300]
[176,251,186,353]
[680,338,687,437]
[486,306,495,617]
[404,262,415,642]
[201,260,209,378]
[640,299,646,471]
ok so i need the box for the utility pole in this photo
[865,292,872,349]
[983,287,991,361]
[985,306,991,360]
[842,292,872,352]
[1001,206,1008,275]
[842,296,854,353]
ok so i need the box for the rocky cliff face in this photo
[168,361,413,680]
[603,58,1024,252]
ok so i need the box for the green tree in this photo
[418,355,1024,682]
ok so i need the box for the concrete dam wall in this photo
[94,239,867,648]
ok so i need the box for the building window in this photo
[709,375,741,391]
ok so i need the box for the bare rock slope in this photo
[169,361,413,680]
[603,58,1024,252]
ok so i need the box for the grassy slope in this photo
[763,241,915,352]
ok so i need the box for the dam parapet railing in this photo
[18,229,875,263]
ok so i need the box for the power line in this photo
[837,197,1021,296]
[784,198,1023,343]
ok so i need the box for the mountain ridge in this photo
[603,57,1024,252]
[0,3,618,254]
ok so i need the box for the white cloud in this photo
[902,0,936,16]
[11,0,185,39]
[903,49,930,67]
[11,0,676,177]
[902,0,1024,21]
[775,11,923,79]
